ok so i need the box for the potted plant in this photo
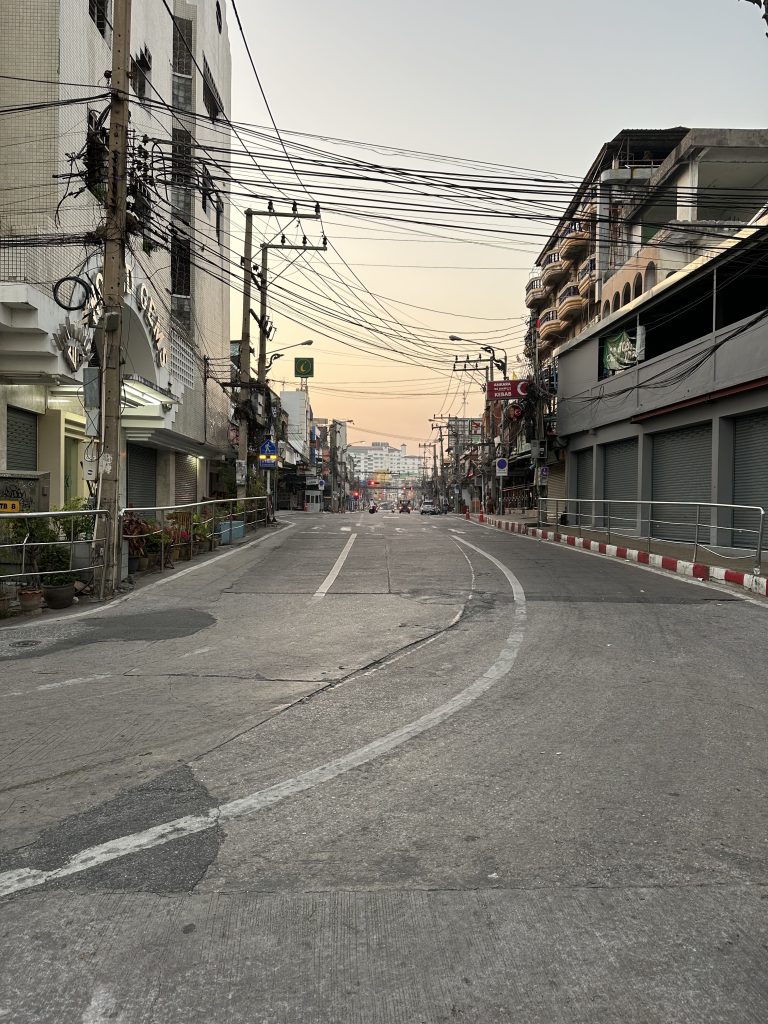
[122,514,153,573]
[38,544,76,609]
[51,498,97,571]
[13,516,57,613]
[192,513,211,555]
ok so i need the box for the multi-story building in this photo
[350,442,422,482]
[0,0,232,510]
[528,127,768,544]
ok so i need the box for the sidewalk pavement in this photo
[464,509,768,600]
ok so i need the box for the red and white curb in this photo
[463,512,768,598]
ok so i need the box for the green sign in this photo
[602,331,636,373]
[295,357,314,378]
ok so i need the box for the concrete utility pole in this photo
[99,0,132,594]
[256,235,325,516]
[237,209,254,501]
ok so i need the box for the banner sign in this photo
[295,357,314,378]
[602,331,636,373]
[487,379,529,401]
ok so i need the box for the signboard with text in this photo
[486,379,529,401]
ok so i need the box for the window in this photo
[202,57,224,121]
[172,17,193,75]
[89,0,110,38]
[216,1,222,33]
[130,47,152,103]
[171,127,194,188]
[201,165,215,212]
[171,235,191,296]
[633,273,643,300]
[621,283,631,307]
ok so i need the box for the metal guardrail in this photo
[119,497,269,577]
[0,508,111,593]
[539,498,765,571]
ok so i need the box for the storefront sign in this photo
[0,499,20,513]
[85,262,168,367]
[52,318,93,372]
[487,379,529,401]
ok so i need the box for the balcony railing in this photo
[540,250,566,286]
[557,284,582,321]
[525,275,546,308]
[538,307,563,344]
[560,220,590,260]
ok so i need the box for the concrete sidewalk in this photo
[465,510,768,599]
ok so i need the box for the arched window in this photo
[633,273,643,299]
[602,301,611,320]
[622,283,631,307]
[611,292,621,313]
[645,262,657,291]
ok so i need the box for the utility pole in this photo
[237,209,254,501]
[256,234,325,516]
[99,0,132,594]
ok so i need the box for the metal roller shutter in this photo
[174,453,198,505]
[6,407,37,471]
[733,412,768,549]
[604,438,638,533]
[652,424,711,541]
[126,444,157,510]
[575,448,593,525]
[546,463,566,500]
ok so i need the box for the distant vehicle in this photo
[399,502,411,514]
[369,503,377,514]
[420,500,436,515]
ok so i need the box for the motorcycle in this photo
[369,503,377,514]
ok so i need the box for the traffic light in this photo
[369,479,375,486]
[353,490,359,498]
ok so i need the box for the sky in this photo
[228,0,768,454]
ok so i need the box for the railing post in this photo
[160,509,166,574]
[607,502,611,545]
[693,503,701,563]
[756,508,765,576]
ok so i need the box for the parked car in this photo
[420,500,436,515]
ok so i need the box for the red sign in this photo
[487,379,528,401]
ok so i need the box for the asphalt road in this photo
[0,509,766,1023]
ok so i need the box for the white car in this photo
[420,500,436,515]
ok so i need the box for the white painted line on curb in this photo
[0,536,527,899]
[312,533,357,599]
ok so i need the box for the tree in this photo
[740,0,768,36]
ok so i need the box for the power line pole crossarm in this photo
[99,0,132,595]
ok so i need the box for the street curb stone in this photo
[465,514,768,599]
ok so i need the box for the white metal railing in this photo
[538,498,765,571]
[0,508,110,592]
[119,497,269,576]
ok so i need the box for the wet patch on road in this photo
[0,608,216,661]
[0,765,222,894]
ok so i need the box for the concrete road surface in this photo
[0,510,766,1023]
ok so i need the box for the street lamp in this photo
[264,339,313,375]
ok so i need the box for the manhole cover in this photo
[9,640,41,648]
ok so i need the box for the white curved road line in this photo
[0,533,526,899]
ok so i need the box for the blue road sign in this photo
[259,440,277,455]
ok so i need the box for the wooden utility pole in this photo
[237,209,254,500]
[99,0,132,594]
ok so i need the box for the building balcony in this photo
[557,284,582,322]
[559,220,590,261]
[540,250,567,288]
[525,275,546,308]
[577,253,597,297]
[538,307,563,345]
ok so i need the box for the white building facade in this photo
[0,0,232,510]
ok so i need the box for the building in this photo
[350,442,422,485]
[529,127,768,546]
[0,0,232,510]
